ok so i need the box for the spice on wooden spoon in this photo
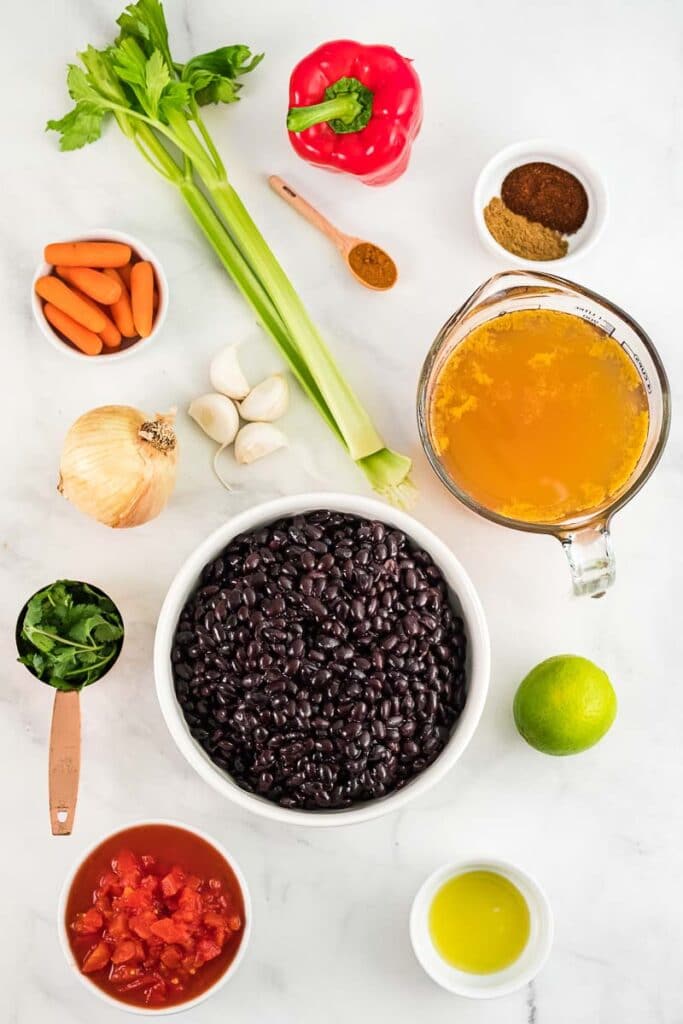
[268,175,398,290]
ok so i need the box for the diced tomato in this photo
[94,894,112,916]
[149,917,190,944]
[69,839,244,1009]
[72,908,103,935]
[112,849,142,887]
[129,909,157,940]
[160,865,186,897]
[110,963,141,984]
[196,937,222,964]
[111,939,142,965]
[181,951,197,972]
[82,941,110,974]
[160,945,182,969]
[175,886,203,922]
[203,911,227,946]
[115,886,153,912]
[97,869,120,896]
[140,874,160,895]
[105,912,130,941]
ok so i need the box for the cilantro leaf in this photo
[17,581,124,691]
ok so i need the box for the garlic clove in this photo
[234,422,288,464]
[209,345,250,400]
[239,374,289,422]
[188,393,239,446]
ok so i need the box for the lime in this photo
[513,655,616,756]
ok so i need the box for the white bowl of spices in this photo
[474,139,608,269]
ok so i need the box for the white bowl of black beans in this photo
[155,493,490,826]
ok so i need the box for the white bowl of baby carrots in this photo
[31,229,168,361]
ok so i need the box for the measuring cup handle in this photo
[559,522,616,598]
[49,689,81,835]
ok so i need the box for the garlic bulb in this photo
[234,422,288,464]
[188,394,239,445]
[239,374,289,422]
[209,345,250,400]
[58,406,178,528]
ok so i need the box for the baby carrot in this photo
[43,303,103,356]
[44,241,131,268]
[99,320,122,349]
[131,261,154,337]
[56,266,121,305]
[103,269,136,337]
[118,262,133,289]
[69,287,122,349]
[35,276,106,333]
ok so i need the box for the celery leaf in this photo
[183,46,264,106]
[117,0,173,67]
[46,102,107,150]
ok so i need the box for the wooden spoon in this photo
[268,175,398,291]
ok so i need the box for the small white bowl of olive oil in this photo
[410,858,553,998]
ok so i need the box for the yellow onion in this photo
[58,406,178,528]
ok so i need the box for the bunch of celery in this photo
[47,0,413,504]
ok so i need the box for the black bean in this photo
[172,509,467,811]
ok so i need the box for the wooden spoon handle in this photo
[268,175,348,251]
[49,690,81,835]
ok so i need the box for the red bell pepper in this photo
[286,40,423,186]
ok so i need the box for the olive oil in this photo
[429,309,649,524]
[428,870,530,974]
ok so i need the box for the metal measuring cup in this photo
[15,581,124,835]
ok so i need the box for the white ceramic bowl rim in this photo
[473,138,609,269]
[154,492,491,827]
[31,228,169,363]
[410,857,554,999]
[57,817,252,1016]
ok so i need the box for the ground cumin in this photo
[483,197,568,261]
[348,242,397,289]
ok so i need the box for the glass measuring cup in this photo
[417,271,670,597]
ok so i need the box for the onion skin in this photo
[58,406,178,528]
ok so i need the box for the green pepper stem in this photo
[287,94,362,132]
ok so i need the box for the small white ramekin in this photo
[474,139,608,269]
[154,492,490,828]
[32,228,168,363]
[410,857,553,998]
[57,818,251,1015]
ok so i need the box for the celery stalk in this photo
[46,0,414,503]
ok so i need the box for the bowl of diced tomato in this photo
[58,820,251,1014]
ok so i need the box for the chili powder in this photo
[501,162,588,235]
[348,242,397,289]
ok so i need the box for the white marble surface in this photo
[3,0,683,1021]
